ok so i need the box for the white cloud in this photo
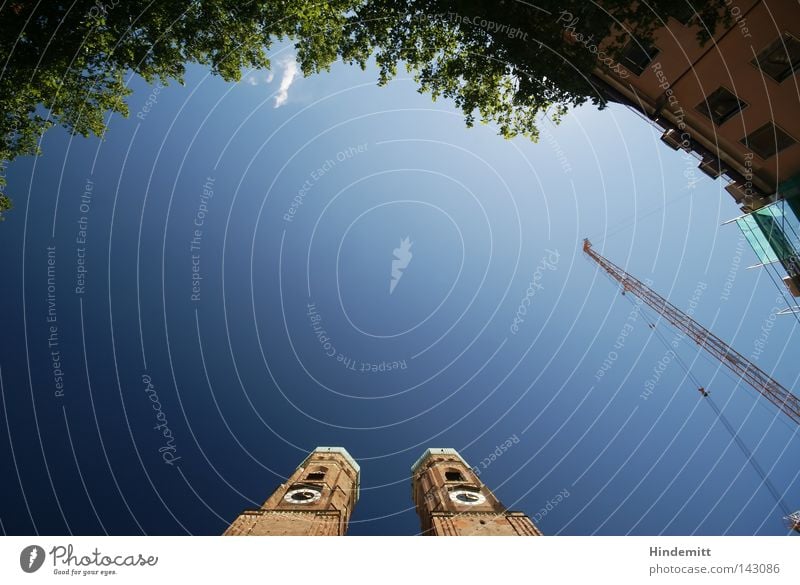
[240,55,298,106]
[242,70,274,86]
[273,57,299,108]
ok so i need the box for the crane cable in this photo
[618,293,792,517]
[704,396,791,517]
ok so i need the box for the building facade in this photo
[411,448,542,536]
[591,1,800,304]
[223,446,360,536]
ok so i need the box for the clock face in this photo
[449,489,486,505]
[284,487,322,504]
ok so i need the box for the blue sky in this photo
[0,48,798,536]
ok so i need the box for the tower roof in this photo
[303,446,360,473]
[411,448,469,473]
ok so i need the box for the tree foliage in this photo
[0,0,357,209]
[0,194,11,221]
[0,0,729,215]
[336,0,729,139]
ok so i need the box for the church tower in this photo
[411,447,542,536]
[224,446,359,536]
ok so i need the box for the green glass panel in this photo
[737,214,778,264]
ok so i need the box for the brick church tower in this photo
[411,447,542,536]
[224,446,359,536]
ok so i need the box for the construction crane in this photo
[583,239,800,426]
[786,511,800,533]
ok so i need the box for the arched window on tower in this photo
[444,469,465,482]
[306,466,328,481]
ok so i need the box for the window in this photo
[751,33,800,83]
[444,470,465,482]
[695,87,747,126]
[740,122,797,159]
[306,466,327,481]
[619,40,658,75]
[671,7,697,26]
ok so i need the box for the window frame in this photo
[695,86,748,127]
[670,8,697,27]
[739,121,798,160]
[444,469,466,482]
[750,32,800,84]
[618,40,659,76]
